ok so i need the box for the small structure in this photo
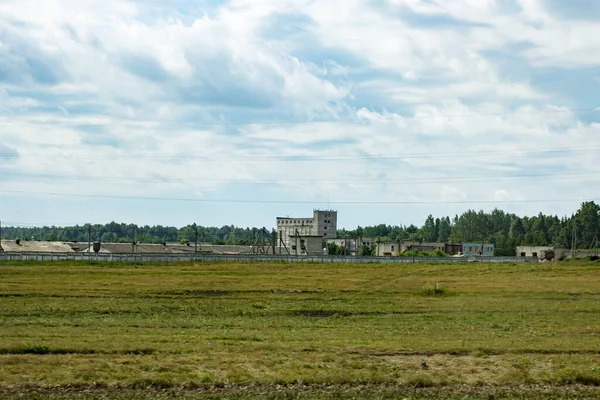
[444,243,462,256]
[376,240,400,256]
[516,246,568,261]
[462,243,494,257]
[287,234,324,256]
[400,241,446,253]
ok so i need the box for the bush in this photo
[399,249,449,257]
[430,249,448,257]
[420,283,450,296]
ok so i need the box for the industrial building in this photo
[376,241,463,256]
[516,246,568,260]
[462,243,495,257]
[276,209,337,254]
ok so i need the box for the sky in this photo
[0,0,599,230]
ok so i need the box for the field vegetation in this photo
[0,260,599,399]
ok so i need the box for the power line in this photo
[0,189,596,205]
[2,221,96,227]
[2,144,599,161]
[0,170,598,185]
[0,106,597,128]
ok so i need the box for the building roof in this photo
[0,240,75,253]
[78,243,254,254]
[0,240,255,255]
[80,243,179,254]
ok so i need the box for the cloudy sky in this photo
[0,0,599,230]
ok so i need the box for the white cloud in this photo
[0,0,599,227]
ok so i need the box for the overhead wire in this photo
[0,170,598,185]
[0,189,596,205]
[0,106,597,128]
[1,144,599,161]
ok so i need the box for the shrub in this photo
[420,283,450,296]
[430,249,448,257]
[399,249,449,257]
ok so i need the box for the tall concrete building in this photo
[276,209,337,254]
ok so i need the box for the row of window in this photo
[279,219,313,225]
[464,246,493,252]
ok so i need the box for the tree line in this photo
[338,201,599,255]
[2,202,598,255]
[1,222,267,246]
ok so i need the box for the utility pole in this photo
[132,226,136,253]
[87,223,91,255]
[571,225,576,258]
[193,223,199,253]
[574,225,577,257]
[272,229,276,255]
[587,230,598,256]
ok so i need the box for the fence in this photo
[0,252,537,264]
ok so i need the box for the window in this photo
[521,252,526,257]
[324,227,327,230]
[532,252,537,257]
[292,245,297,250]
[391,245,395,251]
[324,233,327,236]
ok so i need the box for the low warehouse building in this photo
[0,240,75,253]
[516,246,568,260]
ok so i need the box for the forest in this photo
[2,202,598,256]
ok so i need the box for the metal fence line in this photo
[0,252,538,264]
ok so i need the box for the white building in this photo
[516,246,568,260]
[276,210,337,254]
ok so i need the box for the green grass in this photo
[0,261,599,399]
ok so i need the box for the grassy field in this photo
[0,260,599,399]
